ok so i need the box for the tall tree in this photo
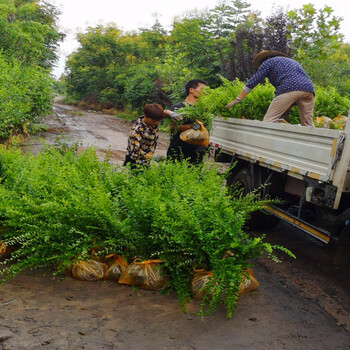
[138,19,168,59]
[168,16,221,86]
[263,7,290,54]
[205,0,252,38]
[287,4,343,60]
[0,0,63,69]
[301,43,350,96]
[225,14,264,81]
[0,0,62,139]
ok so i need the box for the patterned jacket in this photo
[244,56,314,97]
[125,116,158,165]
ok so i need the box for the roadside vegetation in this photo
[1,1,349,138]
[0,0,348,317]
[0,0,63,141]
[61,1,349,121]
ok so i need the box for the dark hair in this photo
[143,103,165,121]
[185,79,207,96]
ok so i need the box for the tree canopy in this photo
[63,1,349,113]
[0,0,63,139]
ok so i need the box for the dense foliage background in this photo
[0,0,63,140]
[1,0,349,138]
[62,1,350,115]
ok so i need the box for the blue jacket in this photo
[244,56,314,96]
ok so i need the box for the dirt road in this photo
[20,98,169,164]
[1,100,349,350]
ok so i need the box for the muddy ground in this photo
[20,98,169,164]
[0,99,349,350]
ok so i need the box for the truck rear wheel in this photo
[228,167,281,231]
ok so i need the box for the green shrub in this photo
[0,146,292,317]
[313,85,350,118]
[0,145,125,279]
[175,78,350,128]
[0,53,53,139]
[116,161,292,317]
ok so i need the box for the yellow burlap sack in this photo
[0,242,12,260]
[104,253,128,281]
[72,259,108,281]
[315,116,332,128]
[190,268,213,301]
[118,259,169,291]
[180,120,209,146]
[238,268,259,295]
[332,115,347,130]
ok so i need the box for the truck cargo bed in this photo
[210,118,350,209]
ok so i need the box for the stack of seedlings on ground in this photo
[0,145,294,317]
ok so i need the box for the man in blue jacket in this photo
[226,50,315,127]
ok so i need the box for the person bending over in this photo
[124,103,181,168]
[226,50,314,127]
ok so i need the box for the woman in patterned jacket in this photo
[124,103,181,168]
[225,50,315,127]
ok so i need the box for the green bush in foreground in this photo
[0,145,293,317]
[0,146,125,276]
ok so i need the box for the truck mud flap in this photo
[264,205,331,244]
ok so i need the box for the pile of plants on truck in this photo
[175,78,350,131]
[0,144,293,317]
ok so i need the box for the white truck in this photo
[210,114,350,263]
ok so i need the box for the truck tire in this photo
[228,168,281,231]
[228,168,252,196]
